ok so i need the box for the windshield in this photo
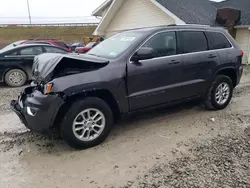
[1,40,26,51]
[87,31,143,59]
[86,42,96,48]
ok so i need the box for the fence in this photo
[0,23,99,27]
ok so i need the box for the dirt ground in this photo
[0,67,250,188]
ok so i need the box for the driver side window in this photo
[143,31,177,58]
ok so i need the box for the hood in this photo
[32,53,109,84]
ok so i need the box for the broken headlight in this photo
[43,83,54,95]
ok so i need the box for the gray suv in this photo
[11,25,243,149]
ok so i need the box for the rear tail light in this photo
[240,50,244,57]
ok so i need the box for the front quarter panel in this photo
[51,62,129,113]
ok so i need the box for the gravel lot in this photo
[0,67,250,188]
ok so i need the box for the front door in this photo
[127,31,184,111]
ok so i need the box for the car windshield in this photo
[1,40,26,51]
[86,42,96,48]
[87,31,143,59]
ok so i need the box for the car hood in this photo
[32,53,109,84]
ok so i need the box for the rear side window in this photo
[143,31,177,58]
[180,31,208,53]
[44,46,67,53]
[207,32,232,50]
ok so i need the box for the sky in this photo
[0,0,106,24]
[0,0,225,24]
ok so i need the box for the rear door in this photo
[127,31,184,111]
[179,30,220,97]
[206,31,234,66]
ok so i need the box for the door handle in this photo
[169,60,180,65]
[208,54,217,58]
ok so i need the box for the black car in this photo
[11,25,243,149]
[0,44,68,87]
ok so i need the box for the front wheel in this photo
[203,75,233,110]
[61,98,113,149]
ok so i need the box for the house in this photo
[92,0,250,64]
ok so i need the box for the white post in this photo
[27,0,32,25]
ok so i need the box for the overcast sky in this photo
[0,0,105,24]
[0,0,225,24]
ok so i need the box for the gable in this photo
[92,0,113,17]
[105,0,175,36]
[102,5,110,17]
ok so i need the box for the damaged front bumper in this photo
[10,86,64,134]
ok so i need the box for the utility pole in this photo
[27,0,32,25]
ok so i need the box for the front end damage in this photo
[11,53,110,134]
[11,86,64,133]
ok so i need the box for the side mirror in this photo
[131,47,154,62]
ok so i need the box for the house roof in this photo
[156,0,217,25]
[211,0,250,26]
[92,0,250,35]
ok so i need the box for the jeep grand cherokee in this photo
[11,25,243,149]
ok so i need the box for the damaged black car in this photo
[11,25,243,149]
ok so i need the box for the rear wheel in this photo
[4,69,27,87]
[203,75,233,110]
[61,98,113,149]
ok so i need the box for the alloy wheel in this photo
[72,108,106,141]
[215,82,230,105]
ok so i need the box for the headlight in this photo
[44,83,54,95]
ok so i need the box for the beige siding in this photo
[236,28,250,64]
[106,0,175,36]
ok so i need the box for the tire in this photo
[203,75,233,110]
[4,69,27,87]
[61,97,113,149]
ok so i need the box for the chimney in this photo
[216,8,241,38]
